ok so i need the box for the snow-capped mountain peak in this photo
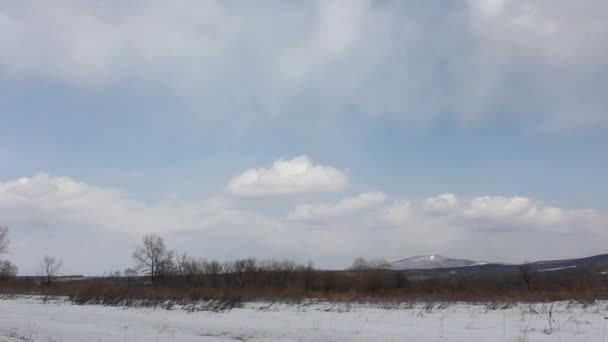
[389,254,485,270]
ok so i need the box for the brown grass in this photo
[1,269,606,309]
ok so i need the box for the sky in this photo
[1,0,608,275]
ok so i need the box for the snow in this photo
[2,298,608,341]
[538,266,577,272]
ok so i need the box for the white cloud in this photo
[379,194,601,232]
[423,193,459,213]
[288,191,385,221]
[0,173,181,234]
[0,1,606,129]
[377,200,414,226]
[227,156,348,197]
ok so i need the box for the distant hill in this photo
[388,254,489,270]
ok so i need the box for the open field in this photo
[1,297,608,341]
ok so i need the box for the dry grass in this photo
[1,269,606,309]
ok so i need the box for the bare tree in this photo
[40,255,63,286]
[175,251,189,277]
[132,234,174,286]
[181,258,201,284]
[0,226,9,255]
[520,260,533,290]
[206,259,223,288]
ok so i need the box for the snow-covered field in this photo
[1,297,608,341]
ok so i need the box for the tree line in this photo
[1,229,606,303]
[129,233,322,290]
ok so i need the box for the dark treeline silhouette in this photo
[1,233,608,306]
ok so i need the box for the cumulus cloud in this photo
[288,192,385,221]
[379,193,601,232]
[0,1,606,128]
[0,173,181,234]
[226,156,348,197]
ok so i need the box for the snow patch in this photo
[539,266,577,272]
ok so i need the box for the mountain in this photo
[387,253,608,281]
[388,254,487,270]
[343,253,608,281]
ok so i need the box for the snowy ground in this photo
[1,297,608,341]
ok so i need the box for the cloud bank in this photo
[0,1,607,129]
[379,193,601,233]
[1,166,606,275]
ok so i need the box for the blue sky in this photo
[1,1,607,275]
